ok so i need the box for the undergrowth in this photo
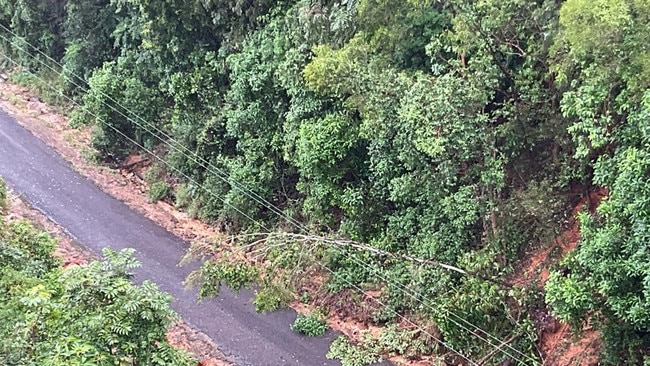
[291,311,328,337]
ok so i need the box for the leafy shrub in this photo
[77,60,165,158]
[9,69,69,106]
[327,325,438,364]
[174,183,195,209]
[148,181,171,203]
[187,260,258,298]
[432,275,539,362]
[377,324,438,359]
[326,336,381,366]
[300,291,310,304]
[253,283,292,313]
[323,248,374,292]
[143,161,166,183]
[0,221,60,276]
[0,213,193,365]
[291,312,328,336]
[0,178,7,214]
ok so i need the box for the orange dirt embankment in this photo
[510,188,608,366]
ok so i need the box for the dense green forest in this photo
[0,0,649,364]
[0,179,193,365]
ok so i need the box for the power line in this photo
[0,28,540,365]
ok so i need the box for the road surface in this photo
[0,110,381,365]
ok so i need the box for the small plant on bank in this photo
[326,335,382,366]
[148,181,170,202]
[79,145,101,164]
[290,311,328,336]
[300,291,310,304]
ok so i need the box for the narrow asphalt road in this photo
[0,111,378,365]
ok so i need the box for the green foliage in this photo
[335,323,440,361]
[148,181,171,203]
[545,1,650,363]
[0,220,59,277]
[433,276,539,363]
[52,248,193,365]
[323,248,375,292]
[190,260,258,298]
[300,291,310,304]
[173,183,195,209]
[291,311,329,337]
[556,0,650,158]
[62,0,118,90]
[0,215,193,366]
[326,336,381,366]
[376,324,438,359]
[547,139,650,362]
[253,282,292,313]
[69,53,165,157]
[9,69,68,106]
[0,178,6,215]
[292,112,364,224]
[558,0,637,59]
[356,0,449,70]
[0,0,65,65]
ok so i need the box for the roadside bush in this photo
[253,282,292,313]
[326,336,381,366]
[148,181,171,203]
[174,183,195,209]
[291,312,328,336]
[186,260,259,298]
[9,69,69,106]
